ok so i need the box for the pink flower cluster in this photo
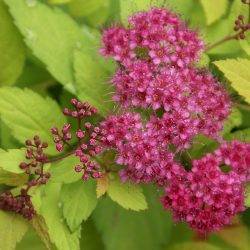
[101,113,184,185]
[161,141,250,234]
[100,7,250,234]
[101,8,203,67]
[101,8,230,148]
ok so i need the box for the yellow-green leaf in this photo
[48,0,71,4]
[0,211,28,250]
[0,87,66,155]
[96,174,109,198]
[214,59,250,103]
[4,0,86,92]
[61,180,97,232]
[200,0,227,25]
[0,0,25,85]
[0,167,27,186]
[40,183,80,250]
[0,148,25,173]
[107,174,147,211]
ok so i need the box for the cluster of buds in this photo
[0,136,50,220]
[52,98,105,181]
[51,124,72,152]
[234,15,250,40]
[0,189,35,220]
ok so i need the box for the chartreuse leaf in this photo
[50,155,81,184]
[30,215,53,249]
[4,0,86,92]
[120,0,166,25]
[240,32,250,56]
[60,180,98,232]
[96,173,109,198]
[16,228,47,250]
[245,185,250,207]
[222,108,242,135]
[93,186,172,250]
[68,0,110,27]
[0,168,27,186]
[0,148,25,173]
[205,0,248,55]
[80,219,105,250]
[48,0,71,5]
[225,128,250,142]
[0,87,66,155]
[107,174,147,211]
[214,59,250,104]
[40,183,80,250]
[74,45,115,116]
[216,219,250,250]
[69,0,109,16]
[0,211,28,250]
[0,0,25,85]
[166,242,220,250]
[199,0,227,25]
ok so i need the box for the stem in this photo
[205,33,240,52]
[46,150,75,163]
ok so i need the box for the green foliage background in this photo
[0,0,250,249]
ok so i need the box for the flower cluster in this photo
[0,136,50,220]
[51,99,105,181]
[101,112,184,185]
[101,8,231,149]
[100,7,250,234]
[161,141,250,234]
[101,8,203,67]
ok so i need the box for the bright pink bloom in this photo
[161,150,246,234]
[101,8,203,67]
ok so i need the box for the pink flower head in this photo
[101,8,204,67]
[101,112,185,184]
[161,150,246,234]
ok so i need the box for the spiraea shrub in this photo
[0,0,250,249]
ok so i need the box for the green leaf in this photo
[16,229,47,250]
[107,174,147,211]
[199,0,227,25]
[50,155,81,184]
[68,0,110,27]
[0,211,28,250]
[245,184,250,207]
[225,128,250,142]
[96,174,109,198]
[197,53,210,68]
[213,59,250,104]
[0,167,27,186]
[0,87,66,154]
[228,0,249,24]
[4,0,86,92]
[61,180,98,232]
[120,0,166,25]
[240,32,250,56]
[164,0,194,20]
[80,219,105,250]
[166,242,221,250]
[0,148,25,173]
[93,186,172,250]
[0,0,25,85]
[48,0,71,4]
[222,108,242,135]
[40,183,80,250]
[74,47,115,116]
[30,215,53,250]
